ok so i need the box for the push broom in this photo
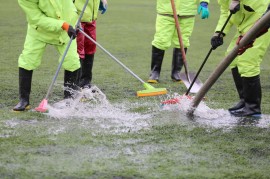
[35,0,90,112]
[77,28,167,97]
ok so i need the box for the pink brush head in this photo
[35,99,48,113]
[161,95,193,105]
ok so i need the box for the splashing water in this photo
[2,89,270,139]
[44,85,153,133]
[160,93,270,129]
[47,85,150,119]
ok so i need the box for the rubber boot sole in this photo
[147,79,159,84]
[172,79,183,83]
[13,104,31,112]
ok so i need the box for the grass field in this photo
[1,1,270,178]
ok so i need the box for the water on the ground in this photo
[2,86,270,138]
[1,87,270,176]
[160,93,270,130]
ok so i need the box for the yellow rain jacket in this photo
[74,0,100,22]
[18,0,80,71]
[18,0,78,45]
[215,0,268,35]
[215,0,270,77]
[153,0,210,49]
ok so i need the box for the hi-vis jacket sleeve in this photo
[215,2,233,35]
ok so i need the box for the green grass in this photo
[1,1,270,178]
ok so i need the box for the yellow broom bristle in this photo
[137,89,167,97]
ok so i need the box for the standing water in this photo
[45,85,153,134]
[3,87,270,138]
[160,93,270,129]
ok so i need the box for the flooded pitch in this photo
[1,86,270,138]
[1,87,270,178]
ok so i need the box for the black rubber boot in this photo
[230,75,261,117]
[171,48,186,82]
[228,67,245,112]
[64,69,80,99]
[13,68,33,111]
[79,54,94,88]
[148,46,165,83]
[77,58,83,86]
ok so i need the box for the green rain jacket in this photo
[74,0,100,22]
[18,0,78,45]
[157,0,210,16]
[215,0,269,35]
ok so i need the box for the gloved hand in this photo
[230,0,240,14]
[237,27,269,55]
[236,35,254,55]
[99,0,108,14]
[197,2,209,19]
[211,32,224,50]
[62,22,76,39]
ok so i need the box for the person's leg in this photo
[171,48,186,81]
[13,68,33,111]
[58,37,81,99]
[76,22,86,86]
[149,15,174,83]
[230,75,261,117]
[76,23,86,60]
[13,34,46,111]
[64,69,80,99]
[226,33,245,113]
[171,17,194,82]
[228,67,245,112]
[230,30,270,117]
[79,21,97,88]
[148,45,165,83]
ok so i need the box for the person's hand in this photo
[236,35,254,55]
[99,0,108,14]
[197,2,209,19]
[62,22,76,39]
[230,0,240,14]
[237,27,269,55]
[211,32,224,50]
[67,26,77,39]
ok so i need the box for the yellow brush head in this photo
[137,88,167,97]
[147,79,159,84]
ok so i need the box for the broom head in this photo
[161,95,193,105]
[137,83,167,97]
[35,99,48,113]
